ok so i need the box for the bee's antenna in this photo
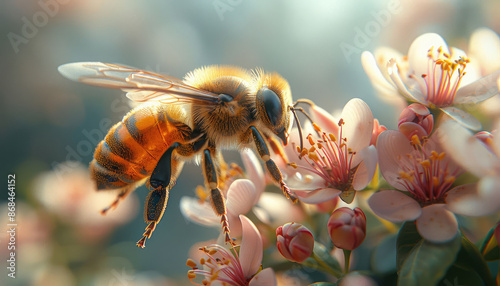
[293,99,320,137]
[290,106,304,159]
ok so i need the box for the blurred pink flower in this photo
[35,162,138,241]
[327,207,366,250]
[282,99,377,204]
[187,215,276,286]
[437,119,500,216]
[363,33,500,130]
[369,126,500,243]
[276,222,314,263]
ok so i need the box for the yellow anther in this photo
[300,148,308,157]
[309,146,316,153]
[200,258,206,265]
[296,146,302,154]
[289,162,298,169]
[438,152,446,160]
[338,118,345,126]
[187,271,196,279]
[445,176,456,184]
[308,135,315,145]
[329,133,337,142]
[209,249,217,255]
[313,122,322,132]
[308,152,320,162]
[422,74,428,78]
[432,177,440,187]
[399,171,414,181]
[420,160,431,168]
[317,142,324,149]
[186,259,197,268]
[410,135,421,146]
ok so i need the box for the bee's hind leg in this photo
[101,186,134,215]
[202,148,233,244]
[136,143,184,248]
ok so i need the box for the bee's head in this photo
[254,70,293,145]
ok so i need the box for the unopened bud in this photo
[398,103,433,140]
[276,222,314,263]
[327,207,366,250]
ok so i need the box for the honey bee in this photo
[58,62,299,247]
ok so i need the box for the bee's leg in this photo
[136,143,183,248]
[202,148,232,244]
[100,185,134,215]
[250,126,298,203]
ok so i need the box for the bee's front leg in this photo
[249,126,298,203]
[202,148,232,244]
[137,143,184,248]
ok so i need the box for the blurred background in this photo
[1,0,499,285]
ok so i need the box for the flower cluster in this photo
[181,29,500,285]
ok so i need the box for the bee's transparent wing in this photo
[58,62,219,104]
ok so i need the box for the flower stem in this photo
[308,252,342,278]
[343,249,351,273]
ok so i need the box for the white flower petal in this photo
[440,106,482,130]
[377,130,412,191]
[361,51,400,99]
[241,150,265,199]
[408,33,448,76]
[416,204,458,243]
[341,98,373,153]
[387,59,423,102]
[368,190,422,222]
[445,183,495,217]
[249,268,277,286]
[352,145,378,190]
[179,196,219,226]
[255,192,300,226]
[294,188,341,204]
[477,176,500,212]
[469,28,500,75]
[310,104,339,135]
[437,119,497,177]
[453,70,500,104]
[226,180,258,217]
[239,215,263,279]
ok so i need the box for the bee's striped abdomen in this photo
[90,104,191,191]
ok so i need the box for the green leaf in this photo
[396,221,422,272]
[438,264,484,286]
[451,235,495,286]
[480,225,500,261]
[398,234,461,286]
[371,234,397,274]
[309,283,337,286]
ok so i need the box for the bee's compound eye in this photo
[259,88,282,126]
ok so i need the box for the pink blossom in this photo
[369,124,500,243]
[362,33,500,130]
[187,215,276,286]
[281,99,377,204]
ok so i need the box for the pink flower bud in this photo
[370,118,387,146]
[398,103,433,139]
[327,207,366,250]
[276,222,314,263]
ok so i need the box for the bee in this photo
[58,62,299,247]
